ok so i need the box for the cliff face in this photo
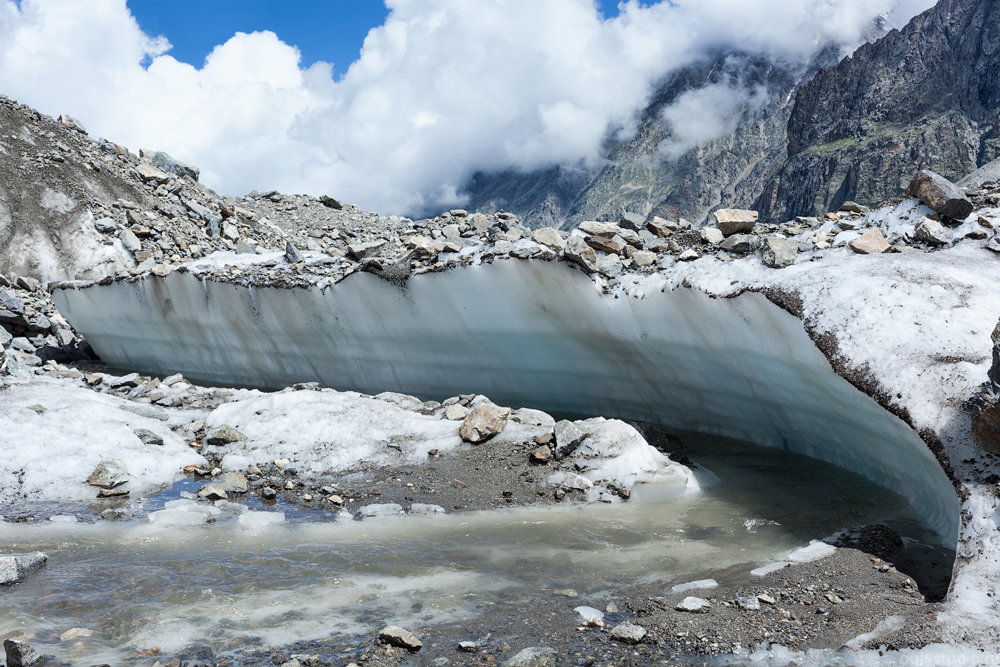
[757,0,1000,221]
[463,52,834,228]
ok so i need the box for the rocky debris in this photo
[907,170,974,221]
[610,621,647,644]
[206,425,246,446]
[3,639,43,667]
[86,458,128,489]
[761,236,798,268]
[675,596,712,613]
[377,625,422,651]
[459,404,511,444]
[712,209,758,237]
[0,552,47,585]
[914,216,949,245]
[503,647,557,667]
[848,228,891,254]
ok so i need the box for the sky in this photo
[0,0,935,217]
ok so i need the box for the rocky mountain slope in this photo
[757,0,1000,221]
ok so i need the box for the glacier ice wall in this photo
[53,259,959,544]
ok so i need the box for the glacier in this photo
[52,257,960,546]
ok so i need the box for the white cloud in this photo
[0,0,935,216]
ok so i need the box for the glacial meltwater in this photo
[0,435,951,665]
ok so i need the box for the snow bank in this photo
[0,380,206,502]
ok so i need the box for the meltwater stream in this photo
[0,437,950,665]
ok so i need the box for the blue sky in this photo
[127,0,628,75]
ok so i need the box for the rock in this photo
[360,503,405,518]
[119,228,142,253]
[319,195,342,209]
[459,404,511,443]
[618,212,646,232]
[15,276,40,292]
[0,552,47,585]
[700,227,724,245]
[720,234,753,253]
[675,596,711,613]
[443,404,467,421]
[206,425,246,446]
[377,625,422,651]
[712,209,758,236]
[678,249,699,261]
[3,639,43,667]
[86,458,128,489]
[347,239,387,260]
[915,216,949,245]
[610,622,647,644]
[906,170,974,220]
[839,201,871,215]
[757,593,776,605]
[458,641,479,653]
[596,254,623,277]
[133,428,164,446]
[530,445,553,464]
[532,227,565,252]
[148,150,200,181]
[584,235,624,255]
[503,647,557,667]
[578,220,620,236]
[563,235,599,272]
[848,228,891,254]
[59,628,93,641]
[136,161,171,184]
[761,236,798,268]
[988,232,1000,254]
[284,241,305,264]
[630,250,656,267]
[736,595,761,610]
[647,218,676,237]
[196,484,228,501]
[58,114,87,133]
[553,420,587,459]
[408,503,446,515]
[202,471,248,497]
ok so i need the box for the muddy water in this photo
[0,438,950,665]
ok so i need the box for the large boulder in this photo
[761,236,798,268]
[459,404,511,444]
[563,235,599,272]
[712,209,758,236]
[906,170,974,220]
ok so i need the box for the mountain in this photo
[757,0,1000,221]
[462,50,840,228]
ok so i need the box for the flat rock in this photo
[206,425,246,446]
[906,170,974,220]
[86,458,128,489]
[675,596,711,613]
[503,647,557,667]
[848,228,891,254]
[713,209,758,236]
[578,220,620,236]
[459,404,511,443]
[610,621,647,644]
[377,625,422,651]
[0,552,47,585]
[585,235,624,255]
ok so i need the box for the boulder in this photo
[610,622,647,644]
[915,216,949,245]
[86,458,128,489]
[584,236,624,255]
[761,237,798,269]
[578,220,620,237]
[618,212,646,232]
[678,249,699,261]
[284,241,305,264]
[700,227,724,245]
[347,239,386,260]
[136,161,171,185]
[848,228,891,254]
[319,195,342,209]
[553,420,587,459]
[720,234,754,253]
[377,626,422,651]
[0,552,47,585]
[563,235,599,272]
[906,170,973,220]
[148,150,200,181]
[647,217,678,237]
[532,227,565,252]
[459,404,511,443]
[712,209,758,236]
[630,250,657,267]
[675,596,711,613]
[206,425,246,446]
[3,639,43,667]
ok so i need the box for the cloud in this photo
[0,0,936,216]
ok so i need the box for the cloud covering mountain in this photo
[0,0,934,216]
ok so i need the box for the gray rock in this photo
[408,503,446,515]
[121,404,169,421]
[53,328,75,347]
[284,241,305,264]
[0,288,25,317]
[618,212,646,232]
[377,625,422,651]
[532,227,564,252]
[610,622,647,644]
[915,216,949,245]
[675,596,711,613]
[0,328,11,346]
[988,232,1000,254]
[107,372,140,388]
[360,503,404,518]
[58,114,87,134]
[347,239,387,260]
[578,220,620,236]
[93,217,117,233]
[133,428,164,446]
[197,484,228,501]
[678,248,700,261]
[761,236,798,268]
[148,150,200,181]
[839,201,871,215]
[443,404,466,421]
[86,458,128,489]
[206,425,246,446]
[700,227,724,244]
[630,250,656,267]
[713,209,758,236]
[563,235,599,272]
[647,217,676,237]
[214,471,249,494]
[553,420,587,459]
[136,161,171,184]
[14,276,39,292]
[720,234,753,253]
[596,254,623,278]
[848,228,891,254]
[459,404,511,443]
[0,552,47,585]
[319,195,342,209]
[503,647,557,667]
[736,595,761,610]
[3,639,43,667]
[907,170,974,220]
